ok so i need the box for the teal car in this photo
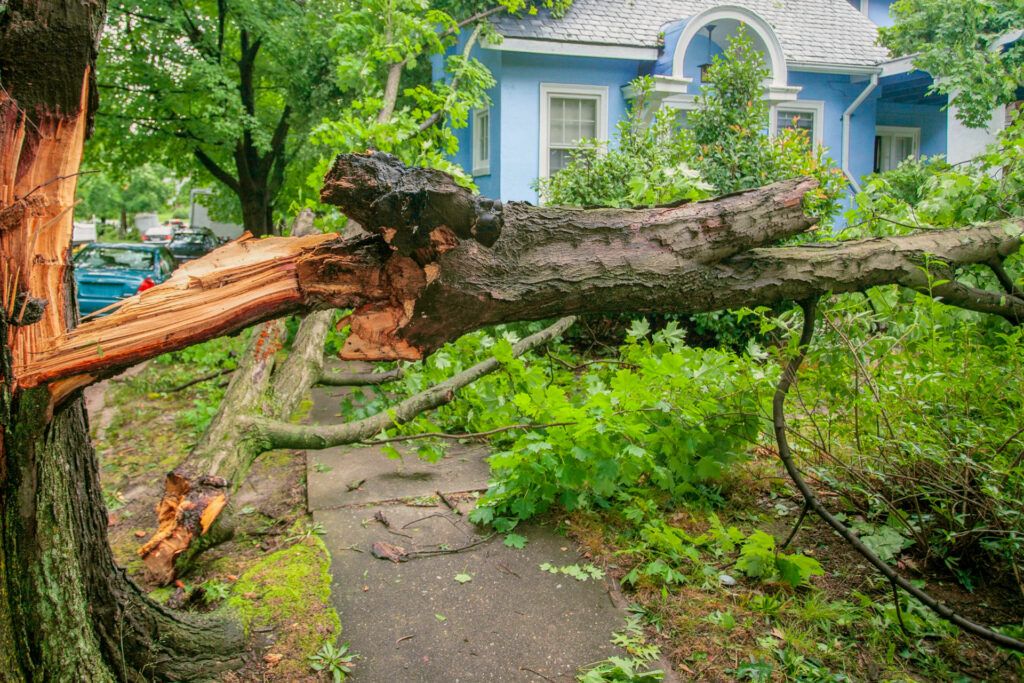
[74,243,177,316]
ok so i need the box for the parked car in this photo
[142,224,173,243]
[167,228,219,263]
[142,219,187,244]
[73,243,177,316]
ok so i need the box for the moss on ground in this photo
[226,537,341,679]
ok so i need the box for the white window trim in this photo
[472,107,490,176]
[770,100,826,147]
[538,83,609,180]
[875,125,921,171]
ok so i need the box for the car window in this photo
[75,247,155,271]
[159,251,177,275]
[172,233,208,245]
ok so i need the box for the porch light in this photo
[698,24,716,83]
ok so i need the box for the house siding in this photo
[449,45,504,199]
[493,51,645,203]
[876,100,949,159]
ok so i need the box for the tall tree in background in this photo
[96,0,342,235]
[882,0,1024,128]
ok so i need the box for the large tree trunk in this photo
[1,1,241,679]
[19,153,1023,405]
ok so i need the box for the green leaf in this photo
[503,533,527,549]
[775,553,824,587]
[453,573,473,584]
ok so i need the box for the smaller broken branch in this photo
[317,367,403,387]
[358,421,574,446]
[989,259,1024,299]
[164,367,234,393]
[247,316,576,450]
[773,299,1024,652]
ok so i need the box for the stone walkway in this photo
[306,381,638,682]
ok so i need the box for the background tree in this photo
[882,0,1024,128]
[77,163,181,232]
[96,0,343,236]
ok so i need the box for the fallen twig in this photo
[163,367,235,393]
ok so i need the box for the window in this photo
[472,108,490,176]
[874,126,920,173]
[539,84,608,178]
[771,101,824,147]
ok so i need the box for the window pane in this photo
[550,97,566,145]
[550,96,598,146]
[549,148,573,174]
[893,135,914,163]
[476,111,489,164]
[877,135,893,172]
[578,98,597,139]
[777,110,814,132]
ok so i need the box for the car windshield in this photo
[75,247,154,270]
[171,233,208,245]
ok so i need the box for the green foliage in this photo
[539,562,605,581]
[503,532,528,548]
[734,531,824,587]
[199,578,231,604]
[687,27,844,223]
[463,322,767,528]
[534,77,710,207]
[150,334,242,436]
[578,617,664,682]
[881,0,1024,128]
[76,164,182,225]
[308,642,358,682]
[845,118,1024,236]
[533,28,843,225]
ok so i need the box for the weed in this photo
[308,642,358,682]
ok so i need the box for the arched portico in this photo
[671,5,789,89]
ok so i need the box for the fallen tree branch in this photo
[357,420,574,446]
[772,299,1024,652]
[317,367,403,387]
[245,316,577,450]
[16,154,1023,406]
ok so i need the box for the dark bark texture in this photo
[20,153,1023,404]
[1,1,242,679]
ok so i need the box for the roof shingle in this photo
[491,0,890,67]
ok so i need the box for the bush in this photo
[533,77,710,208]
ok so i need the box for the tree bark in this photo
[138,311,335,584]
[1,1,241,678]
[18,153,1024,405]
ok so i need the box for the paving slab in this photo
[315,503,625,682]
[307,442,493,511]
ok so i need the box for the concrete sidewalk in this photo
[306,383,633,681]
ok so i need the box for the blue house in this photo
[439,0,1016,205]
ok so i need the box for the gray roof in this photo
[491,0,891,68]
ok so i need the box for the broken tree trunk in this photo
[19,153,1023,405]
[138,213,339,584]
[1,1,244,679]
